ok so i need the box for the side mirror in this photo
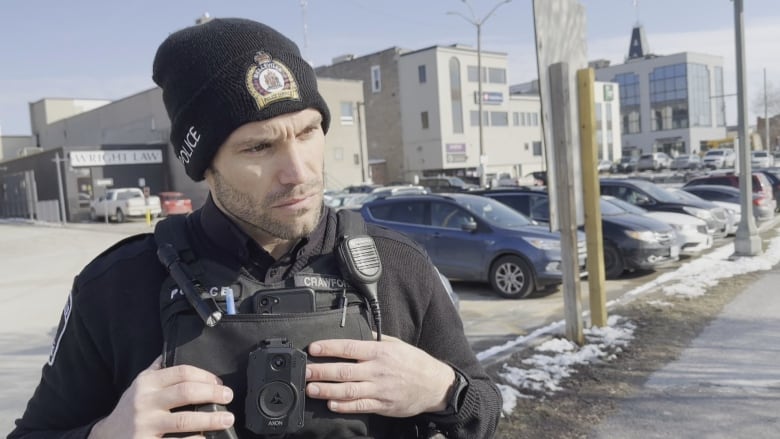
[461,220,478,232]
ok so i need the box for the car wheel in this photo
[489,255,534,299]
[115,208,126,223]
[603,243,625,279]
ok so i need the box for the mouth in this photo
[273,192,319,209]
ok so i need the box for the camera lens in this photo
[270,355,287,370]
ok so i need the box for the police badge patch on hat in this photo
[246,51,300,109]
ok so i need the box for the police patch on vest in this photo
[48,292,72,366]
[245,51,300,110]
[294,274,350,291]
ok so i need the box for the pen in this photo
[222,287,236,315]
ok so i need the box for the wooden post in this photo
[577,68,608,327]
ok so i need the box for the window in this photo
[470,110,480,127]
[370,65,381,93]
[418,65,427,83]
[533,141,543,156]
[431,202,472,229]
[353,154,360,165]
[614,72,641,134]
[467,65,480,82]
[513,112,520,126]
[340,102,354,125]
[488,67,506,84]
[531,113,539,126]
[421,111,429,129]
[369,201,426,225]
[449,57,464,133]
[490,111,508,126]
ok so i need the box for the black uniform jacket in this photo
[9,198,501,438]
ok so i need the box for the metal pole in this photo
[765,68,770,151]
[477,22,486,188]
[733,0,761,256]
[356,101,367,183]
[53,153,67,224]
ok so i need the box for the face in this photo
[205,108,325,246]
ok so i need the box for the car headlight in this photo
[682,206,713,221]
[526,238,561,250]
[625,230,658,242]
[671,223,696,232]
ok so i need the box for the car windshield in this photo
[753,152,768,157]
[456,195,533,228]
[602,196,646,215]
[673,189,705,202]
[706,150,724,156]
[630,180,681,202]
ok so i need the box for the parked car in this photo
[682,172,777,213]
[702,148,736,169]
[90,187,162,222]
[671,188,739,235]
[602,195,713,257]
[753,168,780,211]
[681,184,774,224]
[669,154,702,170]
[597,159,615,174]
[751,150,774,168]
[636,152,672,172]
[600,178,730,238]
[616,156,638,173]
[475,188,681,278]
[525,171,548,186]
[359,193,587,298]
[418,176,479,193]
[158,191,193,216]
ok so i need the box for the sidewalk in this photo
[592,266,780,438]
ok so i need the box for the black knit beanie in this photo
[152,18,331,181]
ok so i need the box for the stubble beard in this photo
[211,169,323,241]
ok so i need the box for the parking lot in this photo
[1,210,777,430]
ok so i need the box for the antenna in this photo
[300,0,310,64]
[633,0,641,25]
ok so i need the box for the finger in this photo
[306,362,369,383]
[308,339,380,360]
[328,397,386,414]
[144,364,223,388]
[154,382,234,411]
[306,381,378,404]
[147,355,163,371]
[157,409,235,435]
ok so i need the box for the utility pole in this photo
[765,68,770,151]
[448,0,512,188]
[53,153,68,224]
[733,0,761,256]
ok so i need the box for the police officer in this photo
[9,18,501,438]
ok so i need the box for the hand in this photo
[88,356,235,439]
[305,334,455,418]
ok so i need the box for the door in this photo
[428,201,489,280]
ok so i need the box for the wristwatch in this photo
[436,370,469,415]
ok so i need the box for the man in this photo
[9,18,501,438]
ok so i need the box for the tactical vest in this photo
[154,210,416,438]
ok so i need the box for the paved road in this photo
[0,218,733,431]
[592,268,780,438]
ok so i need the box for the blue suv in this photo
[359,193,587,299]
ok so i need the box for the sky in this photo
[482,233,780,415]
[1,0,778,136]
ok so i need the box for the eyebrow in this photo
[230,113,323,150]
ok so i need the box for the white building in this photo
[594,25,727,157]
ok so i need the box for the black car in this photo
[600,178,730,238]
[474,188,679,278]
[615,156,638,173]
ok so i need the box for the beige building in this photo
[17,79,367,209]
[317,44,546,185]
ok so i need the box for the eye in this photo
[298,125,319,139]
[244,143,270,153]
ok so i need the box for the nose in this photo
[277,141,310,186]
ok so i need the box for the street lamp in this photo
[448,0,512,188]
